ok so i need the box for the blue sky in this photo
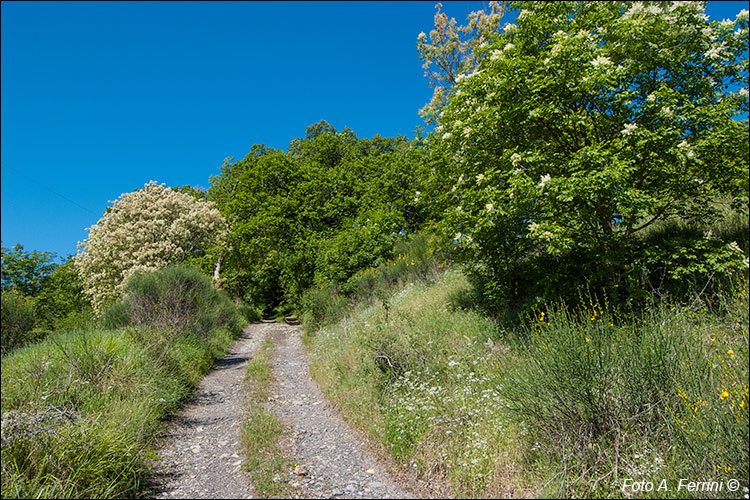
[2,1,747,260]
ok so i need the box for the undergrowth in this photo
[0,265,244,499]
[304,268,749,498]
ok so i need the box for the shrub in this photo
[1,290,37,355]
[116,265,244,338]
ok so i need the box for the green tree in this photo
[423,1,749,308]
[1,244,57,296]
[209,122,428,312]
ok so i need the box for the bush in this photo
[500,281,749,497]
[1,291,37,355]
[116,265,245,338]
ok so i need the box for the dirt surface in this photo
[263,322,413,499]
[147,321,414,499]
[147,324,264,498]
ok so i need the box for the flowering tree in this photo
[76,181,227,312]
[423,1,749,306]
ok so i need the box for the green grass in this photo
[1,265,245,499]
[241,337,295,498]
[304,268,749,498]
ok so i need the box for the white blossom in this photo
[591,55,612,67]
[621,123,638,136]
[539,174,551,187]
[486,203,494,212]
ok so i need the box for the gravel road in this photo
[147,321,414,499]
[147,324,264,498]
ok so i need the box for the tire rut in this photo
[146,324,264,498]
[264,322,413,499]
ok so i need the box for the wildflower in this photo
[720,389,729,400]
[585,337,591,342]
[510,153,522,167]
[728,349,735,359]
[705,44,725,60]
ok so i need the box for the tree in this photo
[1,244,57,297]
[75,181,227,313]
[423,1,749,308]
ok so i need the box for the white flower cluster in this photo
[75,181,227,312]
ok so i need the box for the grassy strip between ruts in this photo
[241,336,296,498]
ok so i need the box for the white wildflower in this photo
[510,153,522,167]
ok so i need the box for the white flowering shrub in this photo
[75,181,227,312]
[421,1,749,310]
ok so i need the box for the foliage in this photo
[1,290,37,356]
[102,264,245,338]
[422,1,749,311]
[501,279,748,497]
[209,121,427,313]
[1,244,57,297]
[75,181,227,313]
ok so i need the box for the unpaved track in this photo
[263,322,413,499]
[148,321,413,499]
[148,324,263,498]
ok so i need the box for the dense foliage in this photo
[209,121,428,314]
[421,1,749,312]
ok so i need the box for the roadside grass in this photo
[304,268,749,498]
[306,269,531,497]
[241,337,295,498]
[0,265,244,499]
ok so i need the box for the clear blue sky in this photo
[2,1,747,260]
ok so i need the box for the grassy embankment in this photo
[1,266,247,499]
[302,243,749,498]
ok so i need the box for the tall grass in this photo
[1,265,244,498]
[304,265,749,498]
